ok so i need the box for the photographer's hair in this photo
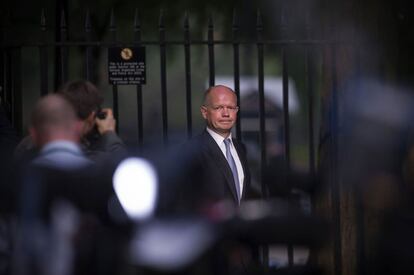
[57,80,104,120]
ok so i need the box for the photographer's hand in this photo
[95,108,116,134]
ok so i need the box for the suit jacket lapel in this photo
[201,131,239,201]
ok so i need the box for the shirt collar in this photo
[41,140,82,154]
[206,127,232,145]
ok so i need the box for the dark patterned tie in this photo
[224,138,241,201]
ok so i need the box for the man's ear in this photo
[86,111,97,127]
[80,112,96,136]
[73,120,84,138]
[88,111,96,122]
[200,106,207,119]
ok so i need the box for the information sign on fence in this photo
[108,47,146,85]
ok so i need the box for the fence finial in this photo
[208,12,214,29]
[40,8,47,31]
[305,10,312,40]
[256,9,263,31]
[184,11,189,29]
[134,8,141,30]
[232,9,239,30]
[159,9,165,28]
[134,9,141,42]
[110,9,116,31]
[60,9,67,30]
[85,9,92,32]
[280,6,287,38]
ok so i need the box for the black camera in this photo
[96,109,107,119]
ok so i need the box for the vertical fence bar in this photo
[256,10,267,198]
[39,9,49,96]
[3,11,15,125]
[0,37,4,110]
[3,12,13,119]
[4,52,12,120]
[54,1,68,90]
[56,9,68,88]
[280,7,294,268]
[306,14,317,187]
[232,10,242,141]
[256,9,269,269]
[0,47,4,109]
[354,7,365,275]
[85,9,93,82]
[159,10,168,145]
[2,9,22,132]
[11,48,22,134]
[134,9,144,148]
[207,14,215,87]
[305,13,316,189]
[330,28,342,275]
[281,10,291,186]
[0,13,8,117]
[184,12,192,139]
[304,14,317,268]
[109,10,119,133]
[0,50,3,112]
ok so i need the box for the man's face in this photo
[201,86,238,137]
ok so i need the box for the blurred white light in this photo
[129,220,215,271]
[113,157,158,221]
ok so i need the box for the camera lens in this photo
[97,111,107,119]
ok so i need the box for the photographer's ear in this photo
[81,112,96,135]
[73,120,84,139]
[88,111,96,122]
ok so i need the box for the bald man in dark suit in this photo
[177,85,251,213]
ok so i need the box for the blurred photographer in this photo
[14,80,126,164]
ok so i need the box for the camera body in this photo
[96,109,107,119]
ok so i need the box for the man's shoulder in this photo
[175,131,211,159]
[184,131,214,148]
[83,130,127,162]
[32,147,94,171]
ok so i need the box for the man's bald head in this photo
[202,85,236,106]
[30,94,81,147]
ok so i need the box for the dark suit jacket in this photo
[177,130,251,211]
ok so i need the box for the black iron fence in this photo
[1,7,340,270]
[0,8,324,174]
